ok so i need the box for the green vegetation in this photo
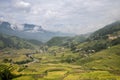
[0,64,20,80]
[0,33,35,49]
[46,37,70,46]
[89,21,120,40]
[1,44,120,80]
[0,21,120,80]
[77,44,120,71]
[28,39,43,46]
[46,35,87,47]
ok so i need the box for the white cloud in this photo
[0,0,120,34]
[11,23,24,31]
[14,0,31,8]
[12,0,31,13]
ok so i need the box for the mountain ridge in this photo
[0,21,74,42]
[0,33,35,49]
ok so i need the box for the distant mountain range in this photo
[46,21,120,48]
[0,21,74,42]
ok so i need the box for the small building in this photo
[108,35,118,40]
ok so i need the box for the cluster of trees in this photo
[83,43,107,53]
[111,37,120,45]
[3,59,12,63]
[61,55,76,63]
[69,37,120,54]
[15,59,33,65]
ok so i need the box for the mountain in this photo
[27,39,43,46]
[0,21,74,42]
[72,21,120,53]
[46,34,88,46]
[46,37,70,46]
[0,33,35,49]
[89,21,120,40]
[46,21,120,52]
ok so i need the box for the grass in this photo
[13,76,34,80]
[79,71,120,80]
[77,44,120,72]
[42,71,67,80]
[64,71,120,80]
[0,45,120,80]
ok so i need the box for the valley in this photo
[0,45,120,80]
[0,21,120,80]
[0,0,120,79]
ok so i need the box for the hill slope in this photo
[46,35,87,46]
[90,21,120,40]
[78,44,120,72]
[68,21,120,53]
[0,33,35,49]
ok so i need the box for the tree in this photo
[0,65,19,80]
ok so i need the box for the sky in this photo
[0,0,120,34]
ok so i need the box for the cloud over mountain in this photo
[0,0,120,34]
